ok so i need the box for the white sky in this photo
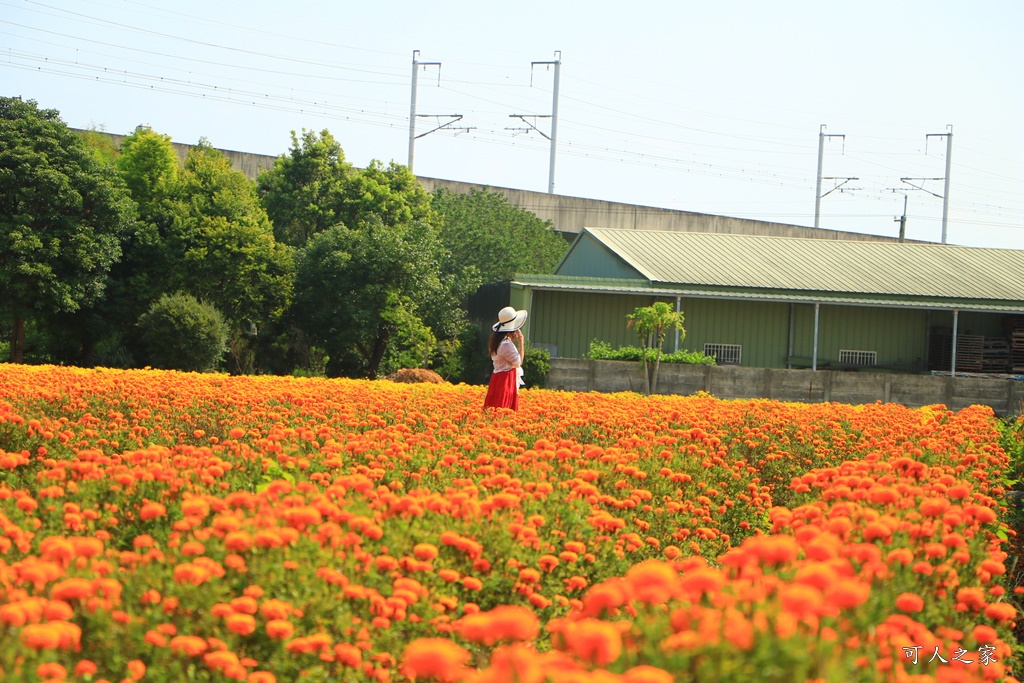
[3,0,1022,249]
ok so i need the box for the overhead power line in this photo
[2,1,1021,239]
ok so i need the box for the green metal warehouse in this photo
[504,228,1024,375]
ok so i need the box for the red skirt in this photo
[484,369,519,411]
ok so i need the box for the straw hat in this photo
[492,306,528,332]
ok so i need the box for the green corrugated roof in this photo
[510,274,1024,313]
[565,228,1024,303]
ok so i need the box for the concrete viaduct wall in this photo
[415,178,906,242]
[96,131,281,184]
[547,359,1024,416]
[86,130,905,242]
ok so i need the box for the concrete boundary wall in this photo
[546,359,1024,416]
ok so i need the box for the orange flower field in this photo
[0,364,1021,682]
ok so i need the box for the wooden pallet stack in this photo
[982,338,1010,373]
[1007,318,1024,373]
[929,329,985,372]
[956,334,984,372]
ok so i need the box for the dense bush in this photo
[523,346,551,388]
[587,339,716,365]
[136,293,229,372]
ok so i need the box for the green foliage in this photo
[226,327,259,376]
[587,339,636,361]
[587,339,716,365]
[108,132,293,370]
[431,187,569,286]
[428,335,466,382]
[523,346,551,388]
[136,293,229,372]
[78,126,121,166]
[250,321,327,377]
[1000,415,1024,478]
[0,97,137,362]
[88,335,135,369]
[6,113,564,379]
[626,301,685,351]
[449,324,489,385]
[999,416,1024,527]
[284,150,469,380]
[169,141,294,328]
[293,216,458,379]
[116,127,179,211]
[46,128,178,368]
[339,159,435,233]
[626,301,688,394]
[663,349,717,365]
[379,293,437,375]
[257,129,352,248]
[101,127,183,336]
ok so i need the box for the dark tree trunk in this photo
[366,329,391,379]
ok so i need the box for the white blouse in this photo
[492,337,521,373]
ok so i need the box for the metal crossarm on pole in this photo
[900,178,945,200]
[415,115,473,139]
[819,177,860,198]
[509,51,561,194]
[408,50,469,172]
[506,114,552,140]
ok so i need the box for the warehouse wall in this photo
[527,291,660,359]
[525,290,945,372]
[790,305,929,370]
[676,298,791,369]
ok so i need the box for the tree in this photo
[261,133,472,377]
[292,216,459,379]
[431,187,568,285]
[626,301,686,395]
[256,129,352,248]
[105,127,182,334]
[34,127,183,367]
[78,125,121,166]
[379,294,437,371]
[169,141,294,330]
[338,160,435,232]
[0,97,136,362]
[117,127,180,215]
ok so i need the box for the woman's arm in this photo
[496,335,523,368]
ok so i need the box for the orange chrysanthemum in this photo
[562,618,623,666]
[169,635,209,657]
[265,619,295,640]
[139,502,167,521]
[459,605,540,645]
[895,592,925,614]
[625,560,680,604]
[402,638,470,682]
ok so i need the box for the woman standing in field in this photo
[483,306,527,411]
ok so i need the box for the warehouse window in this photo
[704,343,742,365]
[839,349,877,366]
